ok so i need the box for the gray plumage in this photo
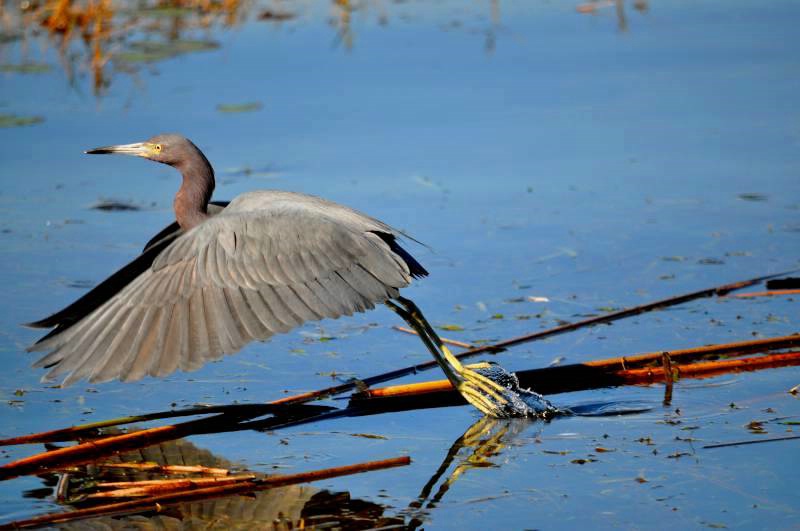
[27,135,426,387]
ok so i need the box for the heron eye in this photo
[154,144,162,152]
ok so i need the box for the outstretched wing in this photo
[25,201,231,340]
[29,192,427,386]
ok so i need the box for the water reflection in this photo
[576,0,649,32]
[17,418,537,528]
[32,437,405,529]
[406,416,533,529]
[2,0,243,95]
[0,0,650,97]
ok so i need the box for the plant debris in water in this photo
[114,40,220,64]
[90,199,142,211]
[216,102,263,113]
[738,192,768,202]
[0,113,44,128]
[697,257,725,265]
[0,63,52,74]
[258,9,296,21]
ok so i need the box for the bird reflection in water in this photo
[31,438,406,530]
[405,416,532,530]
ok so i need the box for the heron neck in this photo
[173,156,215,230]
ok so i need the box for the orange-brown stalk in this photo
[2,456,411,529]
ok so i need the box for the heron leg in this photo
[387,297,516,417]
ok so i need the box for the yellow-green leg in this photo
[386,297,515,417]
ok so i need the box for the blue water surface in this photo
[1,0,799,528]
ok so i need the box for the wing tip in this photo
[22,316,57,329]
[371,231,429,280]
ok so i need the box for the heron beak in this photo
[85,142,151,157]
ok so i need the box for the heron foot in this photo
[387,296,562,419]
[453,359,560,419]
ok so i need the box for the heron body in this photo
[27,134,536,417]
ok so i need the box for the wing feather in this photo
[184,290,213,370]
[89,306,146,382]
[123,306,168,382]
[258,286,300,330]
[223,287,268,340]
[30,191,425,385]
[157,302,187,378]
[63,306,136,386]
[240,288,281,335]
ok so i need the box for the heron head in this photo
[85,134,202,167]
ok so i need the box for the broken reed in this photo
[0,456,411,530]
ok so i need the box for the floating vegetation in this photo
[738,192,768,202]
[527,296,550,302]
[90,199,142,211]
[63,279,96,289]
[0,32,23,44]
[216,102,263,113]
[223,164,281,178]
[114,40,220,64]
[0,63,52,74]
[0,113,44,128]
[697,257,725,265]
[258,9,297,21]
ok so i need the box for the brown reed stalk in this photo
[0,456,411,530]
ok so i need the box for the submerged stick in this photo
[0,456,411,530]
[728,289,800,298]
[355,351,800,405]
[703,435,800,449]
[0,403,282,446]
[366,269,800,388]
[273,270,800,409]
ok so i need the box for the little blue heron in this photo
[26,134,527,417]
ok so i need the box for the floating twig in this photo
[88,474,257,498]
[96,462,230,476]
[354,351,800,407]
[0,403,285,446]
[703,435,800,449]
[728,289,800,298]
[393,326,473,348]
[0,456,411,530]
